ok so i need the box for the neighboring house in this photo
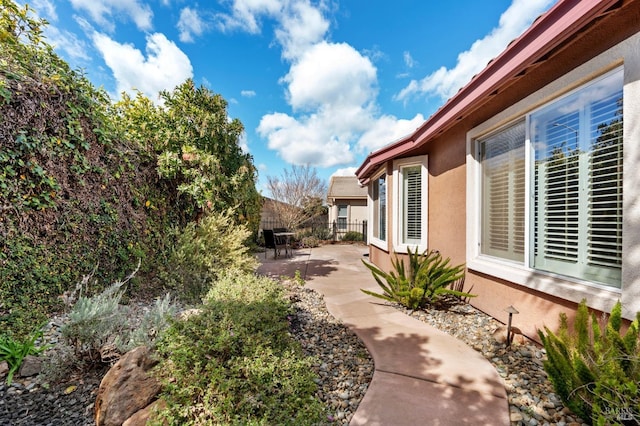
[356,0,640,340]
[327,176,368,232]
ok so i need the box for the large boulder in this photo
[94,346,162,426]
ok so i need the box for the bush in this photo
[539,300,640,425]
[300,235,320,248]
[341,231,364,242]
[153,271,326,425]
[164,211,258,303]
[61,275,129,363]
[361,247,473,310]
[59,264,177,365]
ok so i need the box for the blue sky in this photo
[25,0,556,194]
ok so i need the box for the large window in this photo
[372,174,386,242]
[477,68,623,288]
[394,156,428,252]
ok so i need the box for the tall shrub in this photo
[539,300,639,425]
[154,80,262,232]
[164,211,258,302]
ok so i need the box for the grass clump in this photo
[0,329,47,385]
[153,271,326,425]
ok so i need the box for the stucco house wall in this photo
[327,176,368,227]
[358,0,640,341]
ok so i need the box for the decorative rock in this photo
[510,410,524,422]
[123,399,167,426]
[94,346,162,426]
[0,361,8,377]
[492,325,527,345]
[18,356,42,377]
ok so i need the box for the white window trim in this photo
[368,168,387,251]
[466,61,626,315]
[337,204,348,230]
[393,156,428,254]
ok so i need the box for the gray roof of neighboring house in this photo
[327,176,368,200]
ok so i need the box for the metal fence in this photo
[260,219,367,243]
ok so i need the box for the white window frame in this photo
[337,204,348,230]
[393,156,428,253]
[467,63,627,314]
[368,168,387,251]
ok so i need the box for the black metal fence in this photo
[260,219,367,243]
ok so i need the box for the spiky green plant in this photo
[0,329,47,385]
[539,300,640,425]
[361,247,473,310]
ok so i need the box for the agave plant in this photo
[361,247,474,310]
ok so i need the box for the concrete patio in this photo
[257,244,510,425]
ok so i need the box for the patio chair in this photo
[264,229,290,258]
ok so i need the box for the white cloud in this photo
[241,90,256,97]
[218,0,427,169]
[396,0,555,102]
[214,0,327,61]
[284,42,377,112]
[332,167,357,177]
[45,26,91,61]
[258,111,356,167]
[403,51,415,68]
[69,0,153,32]
[258,41,381,167]
[356,114,425,154]
[92,32,193,101]
[214,0,282,34]
[274,1,329,61]
[31,0,57,21]
[177,7,208,43]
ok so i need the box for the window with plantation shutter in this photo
[393,156,428,252]
[403,166,422,245]
[531,69,622,287]
[480,121,525,262]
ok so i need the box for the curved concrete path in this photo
[257,244,509,426]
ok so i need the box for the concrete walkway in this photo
[257,244,509,426]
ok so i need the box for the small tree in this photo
[266,165,328,230]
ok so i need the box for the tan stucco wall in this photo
[425,132,467,266]
[328,199,368,224]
